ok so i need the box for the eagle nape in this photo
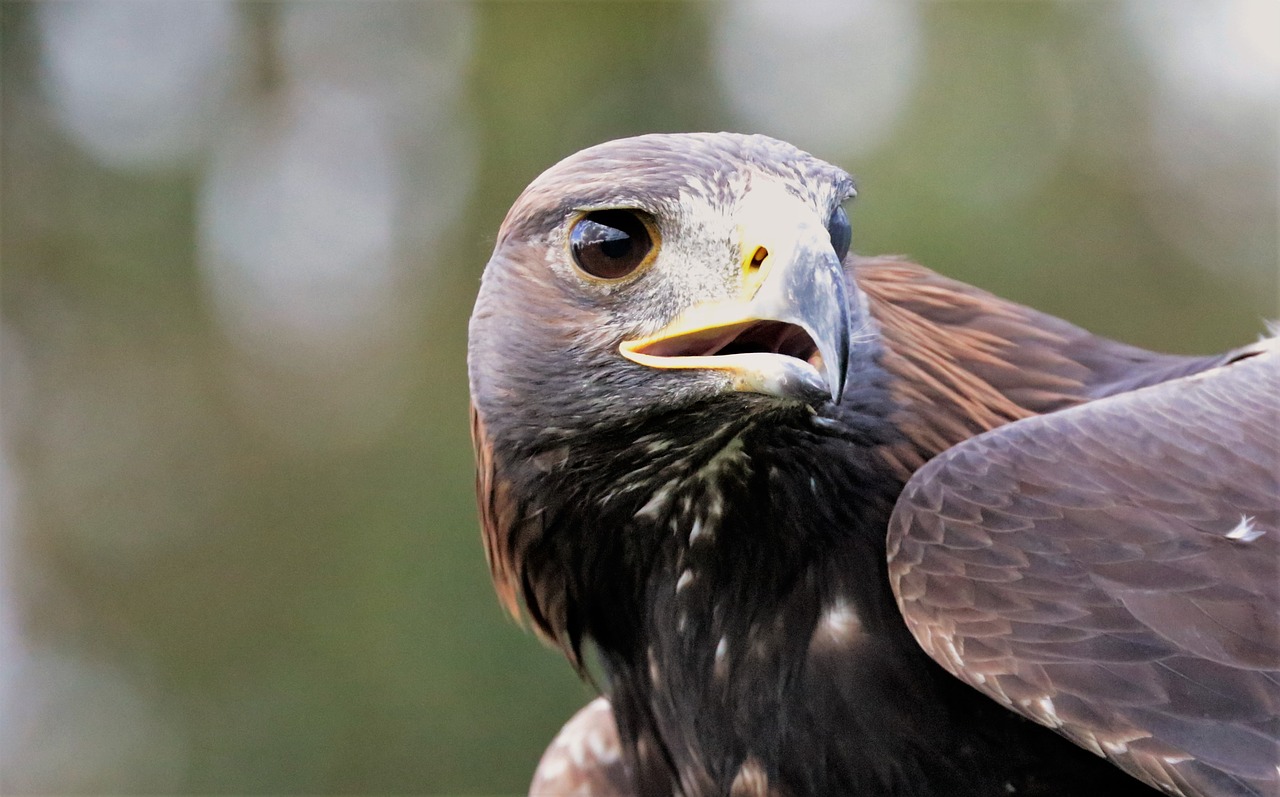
[467,132,1279,797]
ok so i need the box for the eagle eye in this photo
[827,206,852,263]
[570,210,655,280]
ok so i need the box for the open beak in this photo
[620,194,851,405]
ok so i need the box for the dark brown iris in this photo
[570,210,654,280]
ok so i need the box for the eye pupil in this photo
[599,233,632,260]
[827,206,852,262]
[571,209,654,280]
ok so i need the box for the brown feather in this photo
[471,403,582,668]
[857,258,1048,475]
[470,407,521,622]
[888,337,1280,797]
[855,257,1228,476]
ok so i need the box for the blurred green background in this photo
[0,1,1275,794]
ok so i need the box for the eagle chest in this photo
[605,443,888,796]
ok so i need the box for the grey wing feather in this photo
[888,337,1280,797]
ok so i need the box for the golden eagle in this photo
[468,133,1278,797]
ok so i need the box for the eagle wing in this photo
[887,336,1280,797]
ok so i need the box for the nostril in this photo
[746,246,768,273]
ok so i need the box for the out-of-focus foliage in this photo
[0,1,1275,794]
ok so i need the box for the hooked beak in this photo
[619,193,851,405]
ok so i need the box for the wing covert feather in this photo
[888,338,1280,797]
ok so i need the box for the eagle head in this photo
[468,132,868,659]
